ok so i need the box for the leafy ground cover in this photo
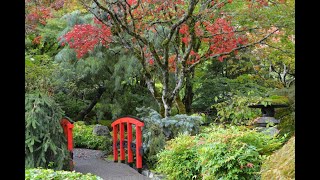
[156,125,285,180]
[25,168,103,180]
[73,121,112,153]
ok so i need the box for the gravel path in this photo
[73,148,150,180]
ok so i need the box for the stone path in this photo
[73,148,150,180]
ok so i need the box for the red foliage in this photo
[51,0,65,10]
[148,58,154,65]
[246,162,254,168]
[127,0,137,6]
[179,24,189,35]
[187,50,201,65]
[202,18,247,61]
[181,37,190,45]
[32,36,42,44]
[63,19,112,59]
[25,0,66,28]
[62,0,254,66]
[168,55,177,71]
[26,6,52,25]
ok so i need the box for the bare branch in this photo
[150,20,173,26]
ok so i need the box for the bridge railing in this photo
[111,116,144,173]
[60,117,74,170]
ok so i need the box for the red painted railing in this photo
[60,118,74,151]
[60,118,74,170]
[111,116,144,172]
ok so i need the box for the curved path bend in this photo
[73,148,150,180]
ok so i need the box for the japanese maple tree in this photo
[63,0,285,117]
[25,0,64,33]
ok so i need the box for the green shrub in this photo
[25,168,102,180]
[200,125,285,156]
[137,107,203,139]
[142,122,166,169]
[156,125,285,180]
[198,141,261,180]
[212,95,262,125]
[136,107,203,169]
[272,85,295,138]
[156,134,200,180]
[260,136,295,180]
[213,94,289,125]
[25,92,70,170]
[73,121,112,153]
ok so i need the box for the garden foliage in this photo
[271,85,295,137]
[260,136,295,179]
[213,94,289,125]
[25,92,70,170]
[25,168,103,180]
[73,121,112,153]
[136,107,203,169]
[156,125,285,180]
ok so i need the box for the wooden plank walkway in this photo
[73,148,150,180]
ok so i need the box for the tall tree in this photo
[61,0,287,117]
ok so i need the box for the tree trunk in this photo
[163,99,172,118]
[175,95,186,114]
[183,66,194,114]
[75,85,106,121]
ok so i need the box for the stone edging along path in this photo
[73,148,150,180]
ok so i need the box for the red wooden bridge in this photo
[60,116,149,179]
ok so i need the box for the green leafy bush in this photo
[136,107,203,169]
[137,107,203,139]
[271,85,295,138]
[156,134,200,179]
[156,125,285,180]
[200,125,285,156]
[25,50,57,93]
[73,121,112,153]
[25,92,70,170]
[141,121,166,169]
[192,74,271,112]
[212,95,262,125]
[197,141,261,180]
[25,168,102,180]
[212,94,289,125]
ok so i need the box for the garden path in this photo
[73,148,150,180]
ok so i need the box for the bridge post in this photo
[127,122,133,167]
[60,117,74,170]
[113,125,118,162]
[135,126,143,173]
[120,123,125,163]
